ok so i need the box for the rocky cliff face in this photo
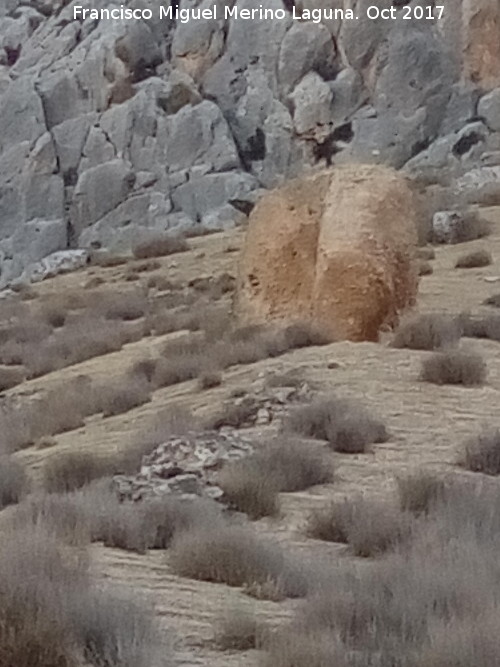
[0,0,499,286]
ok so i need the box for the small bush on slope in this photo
[169,523,308,599]
[455,248,492,269]
[132,234,189,259]
[286,396,388,453]
[396,471,445,515]
[460,429,500,475]
[263,481,500,666]
[0,525,167,667]
[219,436,333,518]
[420,349,487,386]
[391,313,461,350]
[306,497,412,557]
[0,456,28,509]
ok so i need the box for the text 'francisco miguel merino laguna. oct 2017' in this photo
[72,4,446,24]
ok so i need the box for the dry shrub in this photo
[0,364,25,391]
[391,312,461,350]
[306,497,411,556]
[455,248,492,269]
[281,321,334,349]
[23,316,126,377]
[420,349,487,386]
[207,397,261,430]
[0,456,28,509]
[94,373,151,417]
[182,224,213,238]
[418,260,433,276]
[95,290,148,321]
[306,500,354,543]
[396,471,445,515]
[258,437,333,492]
[286,396,388,453]
[169,524,307,598]
[153,352,205,387]
[131,358,158,383]
[198,370,222,389]
[0,376,95,452]
[218,462,280,519]
[43,451,113,493]
[461,313,500,342]
[0,525,165,667]
[262,482,500,666]
[214,607,262,651]
[460,429,500,475]
[132,234,188,259]
[96,495,222,553]
[90,251,128,267]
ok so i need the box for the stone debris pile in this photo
[113,377,313,502]
[113,430,255,502]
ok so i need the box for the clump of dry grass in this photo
[306,499,354,543]
[204,397,261,430]
[286,396,388,453]
[460,429,500,475]
[96,289,149,322]
[306,497,411,556]
[169,524,308,598]
[97,495,222,553]
[0,364,25,391]
[281,321,334,349]
[0,456,28,509]
[43,451,113,494]
[132,234,188,259]
[420,349,487,386]
[418,260,433,276]
[218,462,280,520]
[396,471,445,515]
[153,352,205,387]
[262,481,500,666]
[391,313,461,350]
[214,607,262,651]
[217,438,319,501]
[94,373,152,417]
[0,525,166,667]
[347,502,411,555]
[455,248,492,268]
[198,370,222,389]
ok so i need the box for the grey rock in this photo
[171,171,258,223]
[21,249,89,283]
[289,72,333,137]
[453,166,500,206]
[278,21,337,94]
[70,159,136,236]
[432,210,482,245]
[441,84,480,135]
[478,89,500,133]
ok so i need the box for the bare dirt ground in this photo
[7,205,500,666]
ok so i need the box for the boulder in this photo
[235,165,419,342]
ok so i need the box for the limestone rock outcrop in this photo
[0,0,499,285]
[236,165,419,341]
